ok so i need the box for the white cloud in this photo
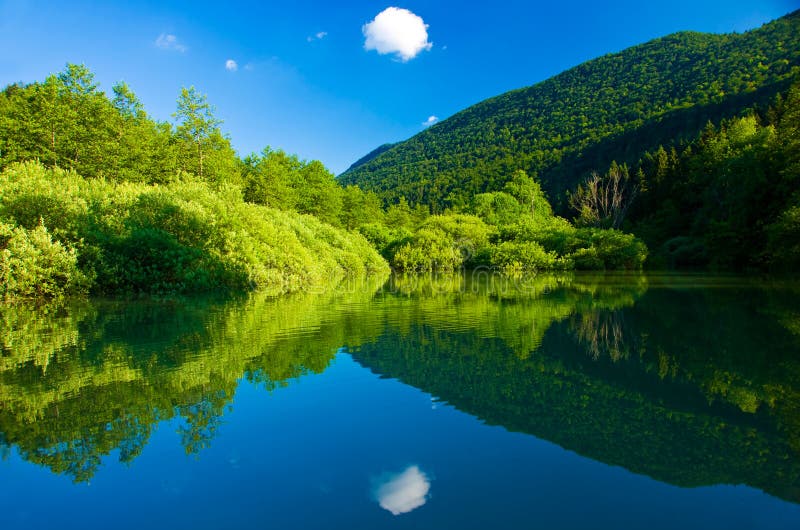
[363,7,432,62]
[422,115,439,127]
[155,33,187,52]
[307,31,328,42]
[373,466,431,515]
[316,31,328,39]
[225,59,238,72]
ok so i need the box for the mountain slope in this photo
[345,142,396,172]
[340,10,800,211]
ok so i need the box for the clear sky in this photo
[1,0,797,173]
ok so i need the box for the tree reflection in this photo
[0,276,387,482]
[1,272,798,505]
[352,274,800,504]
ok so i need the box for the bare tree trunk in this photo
[569,166,638,228]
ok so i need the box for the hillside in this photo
[340,10,800,212]
[346,142,396,172]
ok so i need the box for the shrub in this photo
[576,229,648,270]
[389,214,492,271]
[0,162,389,295]
[488,241,569,273]
[0,221,90,298]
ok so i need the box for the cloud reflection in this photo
[373,465,431,515]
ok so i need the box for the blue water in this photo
[1,273,798,528]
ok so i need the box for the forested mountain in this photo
[340,10,800,213]
[346,142,396,172]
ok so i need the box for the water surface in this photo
[1,273,799,529]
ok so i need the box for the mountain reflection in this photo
[0,273,798,505]
[350,274,800,504]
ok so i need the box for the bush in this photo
[0,221,90,298]
[576,229,648,270]
[497,220,647,270]
[389,214,492,271]
[0,162,389,295]
[488,241,569,273]
[392,228,463,271]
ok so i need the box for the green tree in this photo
[112,81,144,119]
[340,185,384,230]
[173,86,222,180]
[242,148,300,209]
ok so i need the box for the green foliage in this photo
[574,229,649,270]
[488,241,565,273]
[0,221,89,298]
[0,162,388,295]
[294,160,344,226]
[241,148,302,209]
[471,191,524,227]
[340,185,384,230]
[0,65,399,296]
[173,86,240,187]
[384,197,415,228]
[767,204,800,269]
[390,214,492,271]
[629,87,800,270]
[352,275,800,503]
[497,220,648,271]
[341,11,800,212]
[503,169,554,218]
[242,148,370,228]
[386,172,648,272]
[0,65,182,183]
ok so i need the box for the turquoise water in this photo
[1,273,799,528]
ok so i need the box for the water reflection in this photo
[0,278,387,482]
[351,274,800,504]
[0,272,798,506]
[373,465,432,515]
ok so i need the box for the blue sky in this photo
[1,0,797,173]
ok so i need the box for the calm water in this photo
[1,273,799,529]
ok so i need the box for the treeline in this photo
[580,80,800,270]
[0,64,647,298]
[373,170,646,272]
[0,64,390,297]
[0,64,386,230]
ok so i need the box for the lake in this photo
[1,272,799,529]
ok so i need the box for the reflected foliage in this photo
[1,273,798,505]
[350,274,800,503]
[0,277,386,481]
